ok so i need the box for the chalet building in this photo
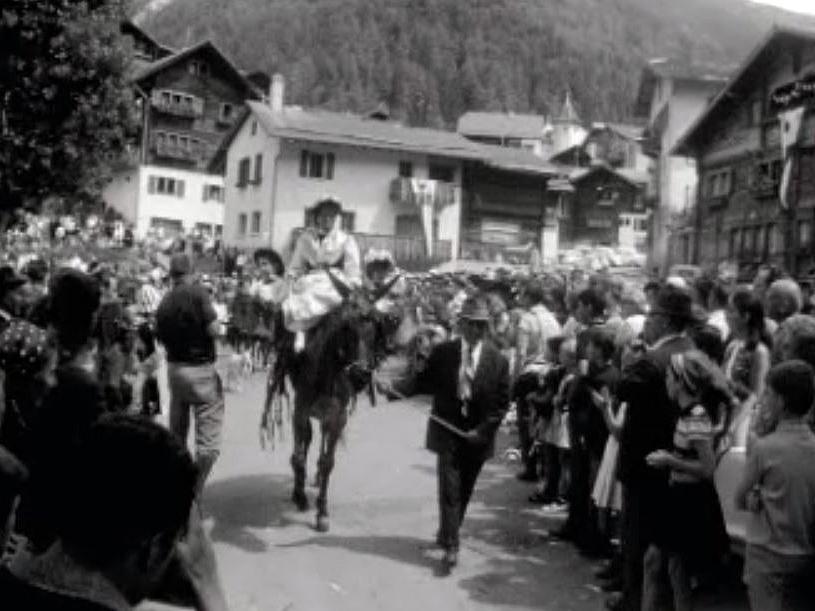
[672,26,815,277]
[104,24,260,239]
[120,20,173,72]
[213,76,563,268]
[460,146,560,263]
[634,58,732,272]
[560,165,649,250]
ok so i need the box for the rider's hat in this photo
[313,196,343,216]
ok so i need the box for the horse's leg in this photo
[315,401,347,532]
[290,404,312,511]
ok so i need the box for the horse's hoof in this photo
[292,492,309,512]
[315,515,330,532]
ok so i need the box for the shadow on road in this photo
[203,473,297,553]
[276,534,451,577]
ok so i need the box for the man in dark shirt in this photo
[156,254,223,494]
[1,416,200,611]
[609,285,695,611]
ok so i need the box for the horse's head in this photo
[324,271,403,397]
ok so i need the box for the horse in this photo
[261,271,400,531]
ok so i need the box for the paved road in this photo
[150,373,749,611]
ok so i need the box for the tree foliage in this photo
[141,0,815,128]
[0,0,138,217]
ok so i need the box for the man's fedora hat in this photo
[650,285,693,321]
[459,296,490,321]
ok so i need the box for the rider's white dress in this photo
[282,226,361,332]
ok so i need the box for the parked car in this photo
[713,397,754,554]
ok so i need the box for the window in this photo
[398,161,413,178]
[799,220,812,247]
[299,150,335,179]
[250,211,261,234]
[237,157,251,187]
[428,163,455,183]
[729,228,740,257]
[706,168,732,197]
[202,184,224,202]
[238,213,247,236]
[251,120,258,136]
[189,60,209,77]
[148,175,185,198]
[765,223,776,254]
[253,154,263,184]
[219,103,235,124]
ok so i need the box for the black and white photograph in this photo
[2,0,815,609]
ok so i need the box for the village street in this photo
[143,372,749,611]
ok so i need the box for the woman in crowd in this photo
[724,287,771,399]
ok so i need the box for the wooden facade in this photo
[459,163,548,261]
[562,166,647,247]
[672,28,815,277]
[134,44,259,172]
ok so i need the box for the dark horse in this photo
[261,271,398,531]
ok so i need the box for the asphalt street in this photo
[143,371,749,611]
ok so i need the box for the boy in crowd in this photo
[736,360,815,611]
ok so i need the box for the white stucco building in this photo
[104,165,225,238]
[635,59,732,271]
[213,76,491,266]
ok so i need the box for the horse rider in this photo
[283,197,362,351]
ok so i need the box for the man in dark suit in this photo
[609,285,695,611]
[390,295,509,569]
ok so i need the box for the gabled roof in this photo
[131,40,261,98]
[673,25,815,156]
[456,112,545,140]
[476,144,561,176]
[633,57,732,118]
[212,102,488,170]
[211,102,562,176]
[569,163,646,188]
[550,144,592,166]
[588,122,645,142]
[121,20,175,57]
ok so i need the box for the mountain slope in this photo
[139,0,815,127]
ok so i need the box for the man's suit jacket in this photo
[420,339,510,459]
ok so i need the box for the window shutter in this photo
[300,150,308,177]
[326,153,335,180]
[255,154,263,183]
[148,176,157,194]
[194,97,204,116]
[202,185,208,201]
[177,180,185,198]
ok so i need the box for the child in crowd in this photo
[736,360,815,611]
[533,337,578,512]
[134,322,160,418]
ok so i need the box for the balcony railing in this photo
[152,141,198,162]
[389,177,458,208]
[152,99,202,118]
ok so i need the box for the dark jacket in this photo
[419,339,510,459]
[617,334,694,485]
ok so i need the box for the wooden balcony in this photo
[389,177,458,208]
[152,141,198,162]
[152,99,202,118]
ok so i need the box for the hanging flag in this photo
[778,106,806,208]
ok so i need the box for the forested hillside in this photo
[140,0,815,127]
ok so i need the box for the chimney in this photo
[269,73,285,112]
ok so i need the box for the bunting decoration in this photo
[778,106,806,209]
[410,178,438,257]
